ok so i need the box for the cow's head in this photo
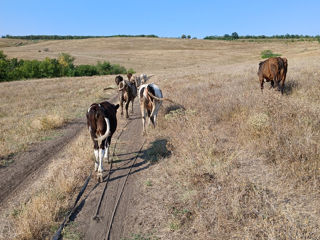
[115,75,123,86]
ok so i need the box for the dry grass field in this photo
[1,37,320,239]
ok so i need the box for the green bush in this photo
[0,51,131,82]
[0,59,9,80]
[110,64,126,74]
[261,50,281,59]
[74,65,98,76]
[127,68,136,74]
[96,61,112,75]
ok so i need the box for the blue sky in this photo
[1,0,319,38]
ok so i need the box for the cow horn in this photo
[118,83,125,91]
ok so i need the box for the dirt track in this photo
[71,101,148,239]
[0,94,147,239]
[0,119,85,206]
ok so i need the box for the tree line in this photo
[3,33,320,41]
[204,32,320,40]
[2,34,158,40]
[0,51,134,82]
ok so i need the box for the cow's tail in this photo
[147,91,174,103]
[94,117,111,144]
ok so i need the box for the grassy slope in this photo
[121,40,320,239]
[1,38,320,239]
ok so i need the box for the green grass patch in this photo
[145,180,152,186]
[261,50,281,59]
[0,153,15,167]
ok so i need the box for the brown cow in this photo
[258,57,288,94]
[118,80,137,118]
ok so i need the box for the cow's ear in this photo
[114,104,120,110]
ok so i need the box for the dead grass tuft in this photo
[247,112,271,137]
[31,114,65,131]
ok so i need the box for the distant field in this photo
[1,37,320,239]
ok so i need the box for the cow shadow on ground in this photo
[107,138,171,182]
[284,79,299,95]
[68,138,171,223]
[163,103,186,114]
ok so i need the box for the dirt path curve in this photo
[0,95,115,209]
[71,100,147,240]
[0,119,86,207]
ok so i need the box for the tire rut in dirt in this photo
[72,101,147,240]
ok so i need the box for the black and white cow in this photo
[86,101,119,181]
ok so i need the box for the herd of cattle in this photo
[86,56,288,180]
[86,73,163,180]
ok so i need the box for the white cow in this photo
[139,83,163,134]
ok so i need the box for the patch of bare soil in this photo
[0,119,85,207]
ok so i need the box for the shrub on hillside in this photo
[0,51,130,82]
[74,65,98,76]
[127,68,136,74]
[261,50,281,59]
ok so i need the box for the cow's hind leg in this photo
[147,109,152,130]
[98,148,105,173]
[125,101,130,118]
[275,80,280,91]
[131,98,134,113]
[104,136,111,163]
[270,80,274,89]
[150,116,155,128]
[140,104,147,135]
[120,98,124,116]
[280,80,285,95]
[260,77,264,93]
[94,149,99,171]
[97,143,105,182]
[93,141,99,171]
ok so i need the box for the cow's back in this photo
[258,57,280,80]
